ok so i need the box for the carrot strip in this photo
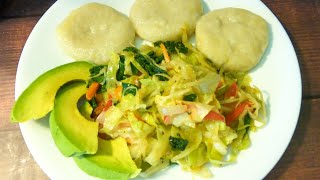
[86,82,100,100]
[92,102,105,118]
[160,43,171,63]
[115,85,123,99]
[163,116,171,125]
[103,100,113,111]
[204,111,225,122]
[225,101,252,126]
[224,82,238,98]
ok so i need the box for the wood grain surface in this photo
[0,0,319,179]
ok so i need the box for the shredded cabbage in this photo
[86,35,266,178]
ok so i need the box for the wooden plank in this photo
[266,98,320,179]
[0,129,48,179]
[0,17,40,129]
[0,0,56,18]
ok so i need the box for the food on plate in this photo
[50,82,99,157]
[74,138,140,179]
[56,3,135,65]
[130,0,203,42]
[12,2,269,179]
[79,37,265,177]
[11,61,93,122]
[196,8,269,71]
[12,39,266,179]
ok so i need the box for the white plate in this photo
[15,0,302,179]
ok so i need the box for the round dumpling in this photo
[56,3,135,65]
[130,0,203,42]
[196,8,269,72]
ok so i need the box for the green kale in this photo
[88,65,108,92]
[116,55,126,81]
[89,65,105,76]
[123,46,139,54]
[154,41,188,54]
[244,114,251,126]
[130,63,140,75]
[183,93,197,101]
[147,51,156,59]
[134,53,168,81]
[241,114,252,141]
[169,136,188,151]
[147,51,164,64]
[122,83,138,96]
[88,97,98,110]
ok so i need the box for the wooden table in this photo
[0,0,319,179]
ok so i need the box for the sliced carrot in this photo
[224,82,238,98]
[86,82,100,100]
[204,111,225,122]
[225,101,252,126]
[160,43,171,63]
[103,100,113,111]
[164,116,171,125]
[133,112,144,121]
[114,85,123,99]
[92,102,105,119]
[92,99,112,119]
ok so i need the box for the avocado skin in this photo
[11,61,93,122]
[51,82,98,156]
[74,137,140,180]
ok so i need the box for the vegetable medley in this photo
[84,35,266,177]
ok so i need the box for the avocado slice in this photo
[50,109,82,156]
[51,82,98,156]
[11,61,93,122]
[79,101,94,121]
[74,137,140,180]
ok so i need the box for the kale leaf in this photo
[123,46,139,54]
[88,97,98,110]
[169,136,188,151]
[154,41,188,54]
[122,83,138,96]
[147,51,164,64]
[88,65,108,92]
[130,63,140,75]
[116,55,126,81]
[134,53,168,81]
[183,93,197,102]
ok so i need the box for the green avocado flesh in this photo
[79,101,94,121]
[74,137,140,180]
[51,82,98,156]
[50,109,82,157]
[11,61,93,122]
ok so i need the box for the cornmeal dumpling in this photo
[196,8,269,72]
[56,3,135,64]
[130,0,203,42]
